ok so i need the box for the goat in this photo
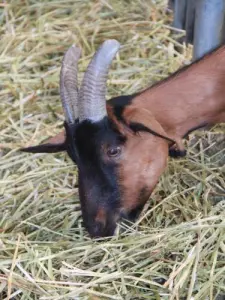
[21,40,225,237]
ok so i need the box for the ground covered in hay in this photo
[0,1,224,299]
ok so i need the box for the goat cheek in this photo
[117,168,141,212]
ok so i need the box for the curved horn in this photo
[79,39,120,122]
[60,45,81,124]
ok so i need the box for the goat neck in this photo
[132,46,225,139]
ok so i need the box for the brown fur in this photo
[122,106,185,150]
[107,46,225,217]
[132,46,225,138]
[116,107,169,211]
[118,130,168,211]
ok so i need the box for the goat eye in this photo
[107,146,121,157]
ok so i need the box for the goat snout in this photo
[88,205,148,237]
[84,208,119,238]
[91,221,107,238]
[88,219,117,238]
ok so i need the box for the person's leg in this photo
[193,0,225,60]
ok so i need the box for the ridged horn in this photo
[60,45,81,124]
[79,39,120,122]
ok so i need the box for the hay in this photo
[0,0,224,299]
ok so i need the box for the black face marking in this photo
[110,105,176,145]
[73,117,126,237]
[112,105,126,122]
[108,94,137,107]
[108,94,139,121]
[129,122,175,144]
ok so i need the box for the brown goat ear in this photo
[123,107,185,153]
[20,130,66,153]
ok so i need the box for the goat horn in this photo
[60,45,81,124]
[79,39,120,122]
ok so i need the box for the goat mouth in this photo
[119,204,145,223]
[90,223,116,238]
[83,206,145,238]
[83,216,118,238]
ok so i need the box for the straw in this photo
[0,1,224,299]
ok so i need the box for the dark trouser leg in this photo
[193,0,225,60]
[172,0,187,30]
[170,0,225,59]
[185,0,196,44]
[168,0,174,10]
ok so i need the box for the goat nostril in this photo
[92,221,104,237]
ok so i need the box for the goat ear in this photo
[123,107,186,155]
[20,130,66,153]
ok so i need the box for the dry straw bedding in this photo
[0,1,224,299]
